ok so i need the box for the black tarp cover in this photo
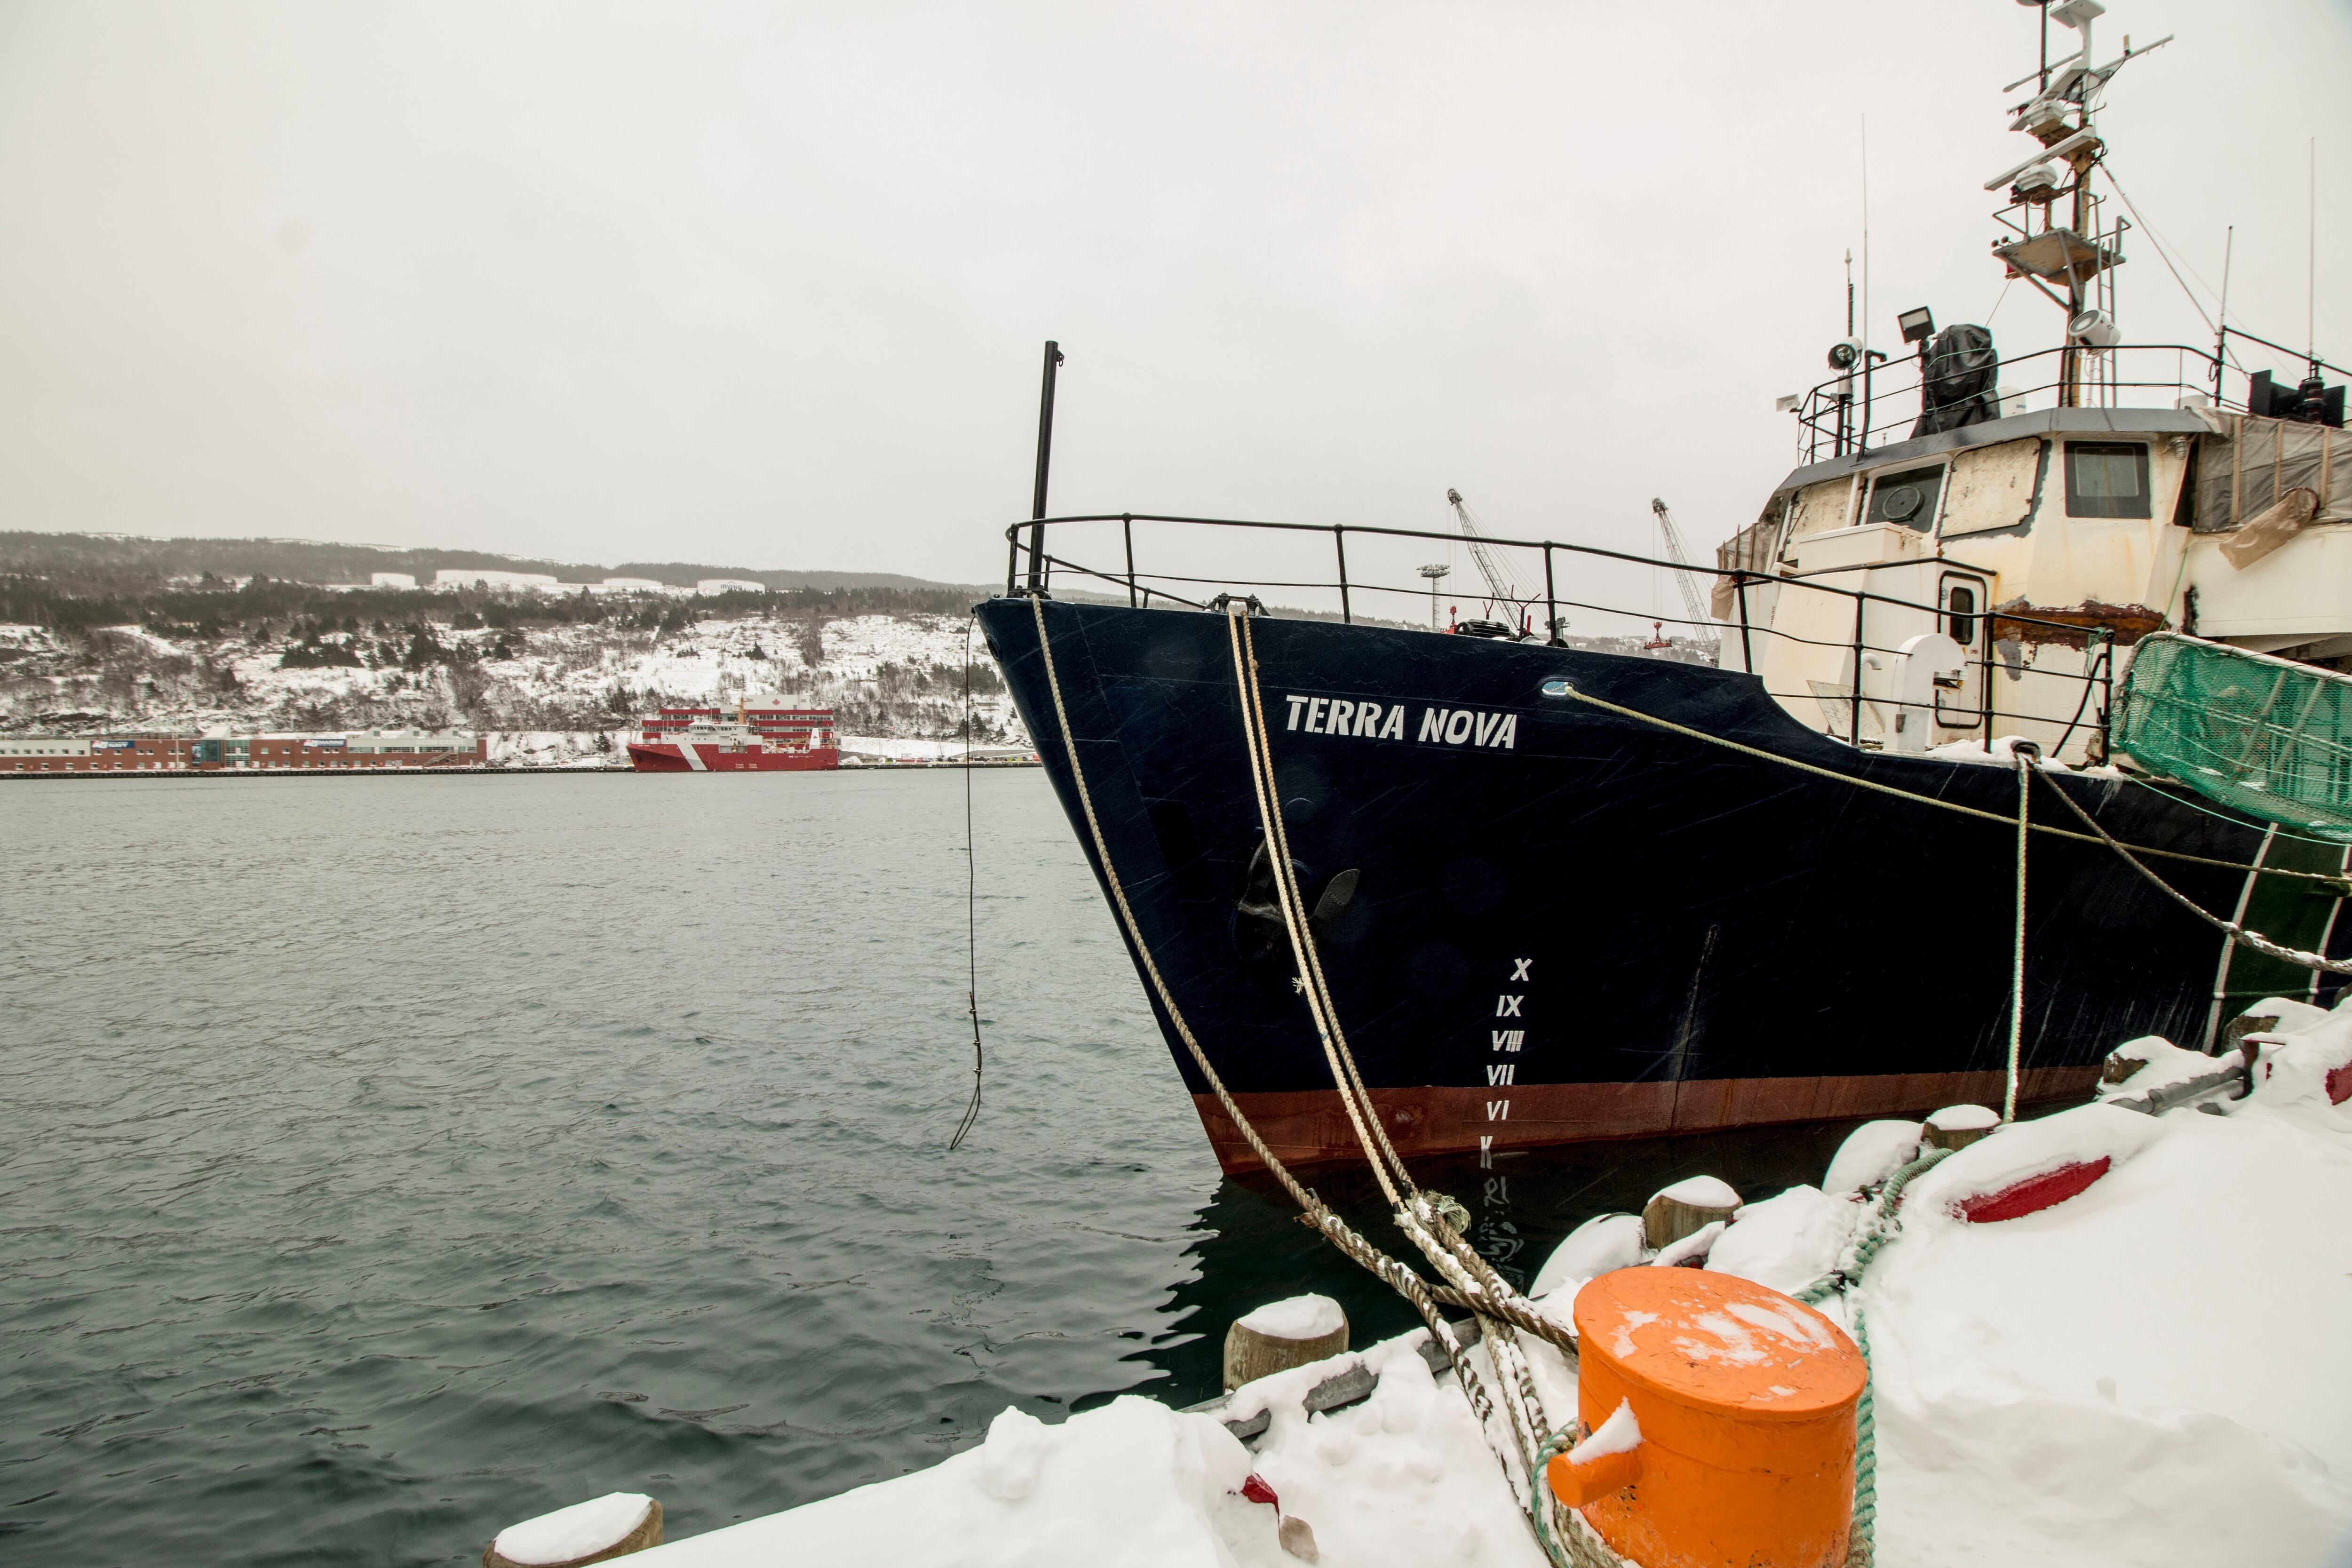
[1912,323,2000,437]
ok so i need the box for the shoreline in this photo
[0,756,1043,782]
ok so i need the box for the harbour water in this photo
[3,772,1855,1564]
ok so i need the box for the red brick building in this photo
[0,735,192,773]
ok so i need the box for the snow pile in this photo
[1224,1333,1561,1567]
[634,1397,1267,1567]
[1528,1212,1644,1300]
[1704,1186,1856,1296]
[620,1000,2352,1568]
[485,730,628,769]
[1647,1219,1725,1269]
[2241,997,2352,1124]
[837,735,1021,762]
[1650,1174,1739,1209]
[1237,1294,1345,1341]
[1853,1056,2352,1564]
[1823,1120,1923,1195]
[2094,1035,2231,1101]
[635,1336,1551,1568]
[1905,1101,2168,1220]
[1922,736,2124,778]
[493,1492,652,1565]
[1923,1103,1999,1135]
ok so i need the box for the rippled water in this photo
[3,771,1856,1565]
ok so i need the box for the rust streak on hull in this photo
[1192,1068,2100,1175]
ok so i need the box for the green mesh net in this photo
[2114,633,2352,843]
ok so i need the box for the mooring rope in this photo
[1227,610,1545,1317]
[1022,594,1588,1566]
[1543,679,2346,886]
[1224,606,1415,1207]
[1790,1146,1953,1568]
[1844,1309,1880,1568]
[1019,596,1569,1343]
[1220,606,1605,1564]
[2026,764,2352,975]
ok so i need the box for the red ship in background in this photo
[626,698,840,772]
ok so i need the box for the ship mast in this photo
[1987,0,2169,408]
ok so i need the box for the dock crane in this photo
[1648,498,1716,634]
[1445,487,1540,636]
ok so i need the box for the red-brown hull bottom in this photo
[1192,1066,2101,1175]
[627,744,840,772]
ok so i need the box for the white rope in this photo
[1017,594,1573,1453]
[1219,607,1587,1559]
[1223,606,1414,1208]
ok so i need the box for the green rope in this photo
[1848,1309,1878,1568]
[1527,1424,1630,1568]
[1790,1146,1950,1568]
[1526,1149,1949,1568]
[1528,1428,1577,1568]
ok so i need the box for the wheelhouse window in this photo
[2065,443,2151,518]
[1864,465,1946,531]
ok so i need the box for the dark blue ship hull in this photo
[977,597,2345,1172]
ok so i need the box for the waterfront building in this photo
[0,735,191,772]
[2,729,485,774]
[192,730,485,769]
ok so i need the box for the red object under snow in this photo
[1954,1156,2113,1222]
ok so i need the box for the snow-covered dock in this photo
[573,998,2352,1568]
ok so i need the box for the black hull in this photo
[977,598,2347,1172]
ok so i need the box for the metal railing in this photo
[1000,513,2129,756]
[1794,341,2230,465]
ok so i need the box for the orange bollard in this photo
[1555,1268,1865,1568]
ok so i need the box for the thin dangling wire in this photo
[2005,748,2031,1123]
[948,613,985,1151]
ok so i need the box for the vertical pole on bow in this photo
[1025,341,1065,594]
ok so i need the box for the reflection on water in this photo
[8,770,1873,1565]
[1146,1122,1862,1408]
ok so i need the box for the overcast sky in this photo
[1,0,2346,612]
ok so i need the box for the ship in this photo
[626,699,840,772]
[974,0,2352,1174]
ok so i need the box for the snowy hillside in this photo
[0,606,1023,756]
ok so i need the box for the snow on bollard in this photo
[1921,1104,2000,1153]
[1642,1175,1740,1250]
[483,1494,660,1568]
[2237,999,2352,1110]
[1561,1269,1864,1568]
[1822,1120,1923,1195]
[1530,1213,1646,1298]
[1648,1220,1725,1269]
[1223,1294,1348,1392]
